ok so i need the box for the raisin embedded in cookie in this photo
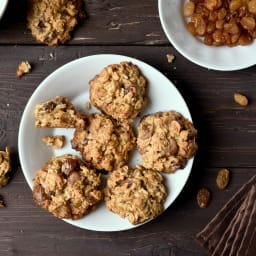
[33,154,102,220]
[34,96,86,128]
[104,165,167,225]
[137,111,197,173]
[71,113,136,172]
[0,147,11,187]
[89,62,148,122]
[27,0,85,46]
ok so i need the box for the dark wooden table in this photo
[1,1,256,255]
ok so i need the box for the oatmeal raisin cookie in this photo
[33,154,102,220]
[137,111,197,173]
[104,165,167,225]
[34,96,86,128]
[0,147,11,187]
[89,62,148,122]
[71,113,136,172]
[27,0,85,46]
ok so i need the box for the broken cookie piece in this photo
[42,135,65,149]
[16,61,31,78]
[34,96,87,128]
[27,0,85,46]
[0,147,11,187]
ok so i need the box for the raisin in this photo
[234,92,248,106]
[216,168,230,190]
[197,187,211,208]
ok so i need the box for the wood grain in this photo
[0,0,256,255]
[0,0,167,45]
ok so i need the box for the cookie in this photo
[33,154,102,220]
[42,135,65,149]
[0,147,11,187]
[104,165,167,225]
[89,62,148,122]
[34,96,86,128]
[27,0,85,46]
[71,113,136,172]
[137,111,197,173]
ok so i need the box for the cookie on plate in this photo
[34,96,86,128]
[71,113,136,172]
[33,154,102,220]
[89,61,148,122]
[0,147,11,187]
[27,0,85,46]
[137,111,197,173]
[104,165,167,225]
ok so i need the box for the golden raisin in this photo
[216,168,230,190]
[197,188,211,208]
[184,1,195,17]
[240,17,256,31]
[234,92,249,106]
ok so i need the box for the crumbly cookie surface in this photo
[137,111,197,173]
[89,62,148,122]
[104,165,167,225]
[71,113,136,172]
[27,0,85,46]
[34,96,86,128]
[33,154,102,220]
[42,135,65,149]
[0,147,11,187]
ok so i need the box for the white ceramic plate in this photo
[0,0,8,20]
[18,54,194,231]
[158,0,256,71]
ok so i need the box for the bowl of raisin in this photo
[158,0,256,70]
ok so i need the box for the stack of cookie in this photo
[33,61,198,225]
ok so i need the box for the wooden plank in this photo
[0,0,168,45]
[0,166,255,256]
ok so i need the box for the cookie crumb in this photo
[0,146,11,187]
[166,54,175,63]
[234,93,248,107]
[16,61,31,78]
[42,135,65,149]
[85,101,91,110]
[0,195,5,208]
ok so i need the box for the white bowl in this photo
[0,0,8,20]
[158,0,256,71]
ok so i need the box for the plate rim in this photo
[18,53,195,231]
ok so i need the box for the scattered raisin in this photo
[216,168,230,190]
[197,187,211,208]
[234,93,248,107]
